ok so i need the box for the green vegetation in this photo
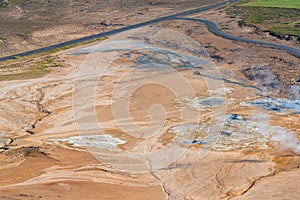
[0,148,23,167]
[0,56,62,81]
[231,0,300,39]
[240,0,300,9]
[46,36,108,54]
[0,36,108,81]
[9,36,108,61]
[13,56,22,60]
[0,0,8,7]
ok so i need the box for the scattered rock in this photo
[183,140,207,145]
[211,55,224,62]
[0,137,13,149]
[193,71,201,76]
[221,131,231,136]
[228,114,243,120]
[25,130,35,135]
[100,21,108,27]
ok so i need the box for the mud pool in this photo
[169,114,300,152]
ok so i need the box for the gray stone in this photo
[0,137,12,149]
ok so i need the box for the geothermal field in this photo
[0,0,299,199]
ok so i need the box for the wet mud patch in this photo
[241,97,300,115]
[178,96,226,111]
[169,114,300,152]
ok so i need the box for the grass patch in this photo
[0,36,108,81]
[240,0,300,9]
[44,36,108,55]
[0,148,24,167]
[230,1,300,38]
[7,36,108,61]
[0,56,62,81]
[13,56,22,60]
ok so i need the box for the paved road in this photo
[0,0,238,62]
[175,18,300,58]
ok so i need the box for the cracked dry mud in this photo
[0,6,299,200]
